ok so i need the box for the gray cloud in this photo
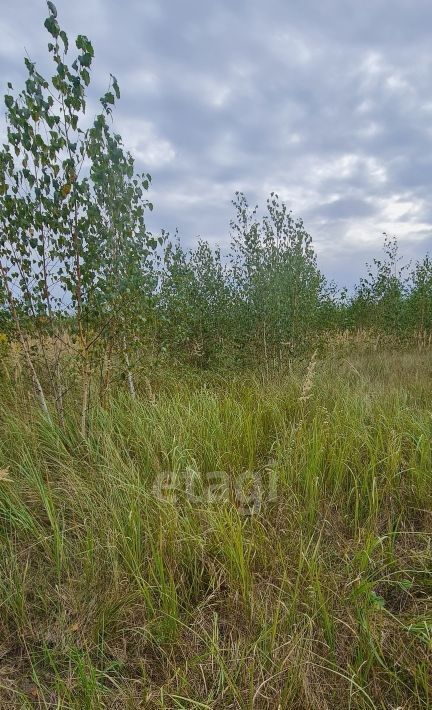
[1,0,432,285]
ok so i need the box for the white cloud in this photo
[1,0,431,285]
[124,69,159,94]
[118,118,176,167]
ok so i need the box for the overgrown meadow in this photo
[0,4,431,708]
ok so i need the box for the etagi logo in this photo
[152,466,278,514]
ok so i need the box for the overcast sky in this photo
[1,0,432,285]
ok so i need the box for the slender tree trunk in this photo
[100,338,114,406]
[80,362,91,438]
[263,320,269,377]
[123,336,136,399]
[54,357,65,426]
[0,262,50,418]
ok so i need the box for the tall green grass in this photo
[0,350,430,708]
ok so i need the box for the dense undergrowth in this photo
[0,349,430,708]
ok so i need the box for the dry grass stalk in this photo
[299,349,318,403]
[0,467,12,482]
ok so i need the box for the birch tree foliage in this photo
[0,1,156,419]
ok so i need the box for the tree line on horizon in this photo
[0,3,431,427]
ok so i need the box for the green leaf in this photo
[78,53,92,68]
[398,579,413,591]
[81,69,90,86]
[59,30,69,52]
[370,591,385,610]
[47,1,57,17]
[76,35,94,57]
[44,15,60,38]
[110,74,120,99]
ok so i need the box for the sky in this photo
[1,0,432,286]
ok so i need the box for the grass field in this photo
[0,350,431,708]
